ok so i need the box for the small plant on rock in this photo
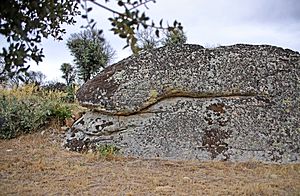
[96,144,119,158]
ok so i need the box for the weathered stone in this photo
[64,44,300,163]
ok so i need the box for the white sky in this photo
[9,0,300,82]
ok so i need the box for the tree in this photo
[0,0,79,80]
[0,0,183,79]
[60,63,76,102]
[136,27,187,51]
[0,69,45,87]
[82,0,183,53]
[60,63,76,86]
[162,28,187,47]
[136,28,160,51]
[67,29,115,82]
[0,58,7,85]
[23,71,46,86]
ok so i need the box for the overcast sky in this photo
[17,0,300,81]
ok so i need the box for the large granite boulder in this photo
[64,44,300,163]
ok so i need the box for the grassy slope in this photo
[0,128,299,196]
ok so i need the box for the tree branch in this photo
[87,0,123,16]
[127,0,155,11]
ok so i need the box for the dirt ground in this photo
[0,128,299,196]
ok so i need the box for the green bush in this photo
[63,85,76,103]
[0,85,73,139]
[97,144,119,158]
[49,103,72,121]
[0,95,49,138]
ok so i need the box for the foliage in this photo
[0,95,49,139]
[0,57,5,83]
[136,27,160,51]
[0,0,80,80]
[63,85,77,103]
[41,81,67,92]
[0,0,182,81]
[161,28,187,47]
[60,63,76,86]
[1,0,183,80]
[67,29,115,82]
[48,103,72,121]
[81,0,183,53]
[136,27,187,51]
[1,60,46,87]
[96,144,119,158]
[0,85,72,139]
[22,71,46,86]
[41,81,76,103]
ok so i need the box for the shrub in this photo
[97,144,119,158]
[41,82,78,103]
[48,103,72,121]
[0,85,73,139]
[0,95,50,138]
[63,85,76,103]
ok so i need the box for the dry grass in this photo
[0,129,299,196]
[0,84,67,100]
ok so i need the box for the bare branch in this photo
[87,0,122,15]
[128,0,155,11]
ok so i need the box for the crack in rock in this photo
[91,92,258,116]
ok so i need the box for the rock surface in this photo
[64,44,300,163]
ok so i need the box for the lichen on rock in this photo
[65,44,300,163]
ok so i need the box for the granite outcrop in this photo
[64,44,300,163]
